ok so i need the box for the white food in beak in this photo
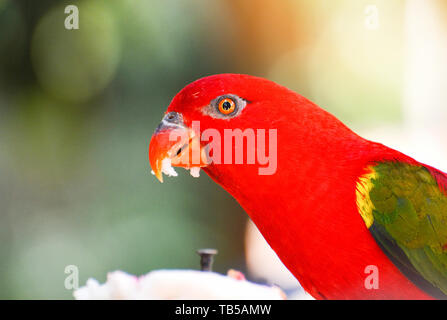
[151,158,200,180]
[161,158,178,177]
[189,167,200,178]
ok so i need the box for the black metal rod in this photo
[197,248,218,271]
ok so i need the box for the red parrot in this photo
[148,74,447,299]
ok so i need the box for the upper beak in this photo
[149,112,209,182]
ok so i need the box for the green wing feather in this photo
[356,161,447,298]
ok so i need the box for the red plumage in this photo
[150,74,447,299]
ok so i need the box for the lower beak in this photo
[149,113,209,182]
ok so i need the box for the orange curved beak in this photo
[148,112,209,182]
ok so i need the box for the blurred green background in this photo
[0,0,446,299]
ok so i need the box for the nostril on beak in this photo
[164,111,183,124]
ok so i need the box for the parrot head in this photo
[148,73,315,183]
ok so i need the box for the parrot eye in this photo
[204,94,247,119]
[218,98,236,115]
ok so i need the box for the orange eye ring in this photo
[218,98,236,115]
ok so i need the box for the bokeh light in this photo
[31,1,121,102]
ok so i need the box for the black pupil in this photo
[222,101,232,110]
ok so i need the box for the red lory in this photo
[148,74,447,299]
